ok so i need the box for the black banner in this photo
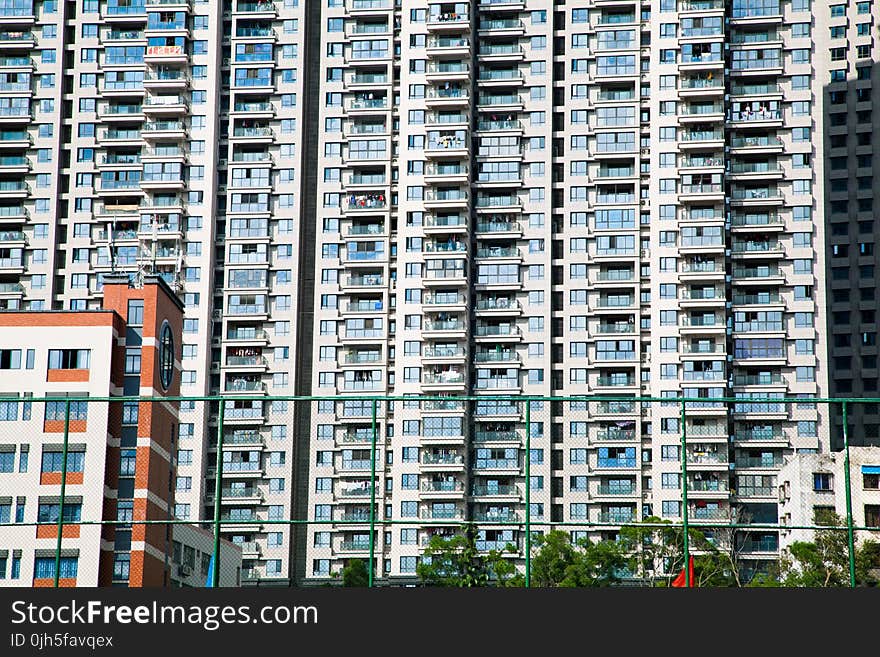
[0,587,871,654]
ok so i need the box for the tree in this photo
[416,524,522,587]
[617,517,737,587]
[779,510,880,587]
[341,558,370,587]
[529,530,628,587]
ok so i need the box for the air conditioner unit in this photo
[222,58,230,66]
[178,564,192,577]
[212,337,221,346]
[212,309,223,320]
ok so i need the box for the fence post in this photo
[54,398,72,588]
[524,398,531,588]
[842,401,857,588]
[680,399,690,587]
[368,398,378,588]
[211,400,225,588]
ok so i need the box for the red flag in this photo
[671,556,695,588]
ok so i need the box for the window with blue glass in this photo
[598,447,636,468]
[34,557,78,580]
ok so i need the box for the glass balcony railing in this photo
[730,135,783,148]
[474,430,519,443]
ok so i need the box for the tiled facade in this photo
[0,0,874,584]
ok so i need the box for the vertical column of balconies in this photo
[92,3,144,289]
[671,0,732,531]
[569,1,645,533]
[137,0,192,291]
[408,1,473,558]
[215,0,305,584]
[470,0,534,564]
[0,1,36,311]
[724,0,823,566]
[305,0,394,580]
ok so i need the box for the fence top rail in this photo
[0,394,873,404]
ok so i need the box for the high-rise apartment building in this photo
[0,0,873,585]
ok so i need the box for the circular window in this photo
[159,320,174,390]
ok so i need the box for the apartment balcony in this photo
[477,17,524,36]
[98,128,142,146]
[423,319,467,337]
[728,161,784,181]
[422,345,467,363]
[473,349,519,365]
[732,291,782,307]
[344,45,391,67]
[217,487,263,505]
[427,10,470,32]
[595,427,637,442]
[729,108,782,128]
[686,451,728,468]
[473,429,520,445]
[477,67,524,88]
[594,483,637,499]
[679,183,724,202]
[593,320,637,336]
[478,0,526,9]
[680,102,725,123]
[342,273,384,290]
[730,187,783,207]
[230,100,274,119]
[425,85,470,108]
[679,76,724,98]
[0,32,35,48]
[343,299,384,316]
[0,248,25,274]
[476,92,524,112]
[225,328,269,345]
[475,297,520,317]
[233,0,276,16]
[474,219,522,238]
[420,507,466,521]
[422,369,466,391]
[731,239,783,258]
[0,56,31,71]
[425,136,468,158]
[730,81,782,97]
[598,511,635,524]
[729,134,784,155]
[472,509,522,524]
[0,105,30,123]
[418,479,467,499]
[688,506,730,522]
[0,230,24,244]
[679,129,725,148]
[734,454,784,469]
[731,264,783,286]
[145,44,187,64]
[680,0,724,10]
[680,155,724,171]
[224,354,268,371]
[593,375,637,390]
[424,162,469,184]
[425,35,470,61]
[422,291,466,312]
[420,453,465,471]
[0,282,24,296]
[424,188,469,209]
[733,426,786,445]
[425,60,470,82]
[423,266,466,287]
[474,324,521,342]
[97,178,142,196]
[0,180,27,199]
[143,70,189,90]
[681,342,725,357]
[732,372,784,387]
[424,214,468,235]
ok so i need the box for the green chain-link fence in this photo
[1,396,879,588]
